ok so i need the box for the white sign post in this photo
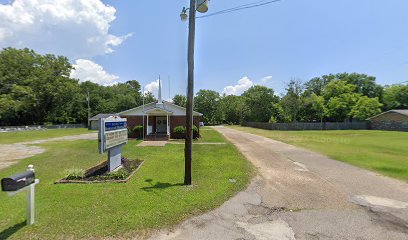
[98,116,128,171]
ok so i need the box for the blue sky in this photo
[1,0,407,98]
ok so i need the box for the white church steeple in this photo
[158,76,162,103]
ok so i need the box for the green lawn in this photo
[0,128,91,144]
[0,128,253,239]
[229,126,408,182]
[197,127,226,142]
[168,126,226,143]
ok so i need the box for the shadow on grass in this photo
[141,179,184,191]
[0,221,26,239]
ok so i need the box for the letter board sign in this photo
[99,116,128,154]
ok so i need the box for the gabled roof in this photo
[367,109,408,120]
[90,113,118,121]
[118,101,203,116]
[392,110,408,116]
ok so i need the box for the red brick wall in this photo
[122,116,155,136]
[170,116,200,138]
[122,115,201,138]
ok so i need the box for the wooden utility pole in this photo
[184,0,196,186]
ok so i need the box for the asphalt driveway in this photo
[150,126,408,240]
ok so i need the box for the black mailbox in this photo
[1,171,35,192]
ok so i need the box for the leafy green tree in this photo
[303,75,335,96]
[0,47,148,126]
[308,93,327,124]
[217,95,246,124]
[172,94,187,108]
[144,92,156,104]
[351,96,383,120]
[339,73,383,99]
[383,84,408,110]
[194,90,221,124]
[280,79,303,122]
[305,73,383,100]
[326,93,360,121]
[242,85,279,122]
[323,80,356,100]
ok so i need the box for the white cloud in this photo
[144,79,160,95]
[223,76,254,96]
[261,76,273,83]
[0,0,131,59]
[70,59,119,86]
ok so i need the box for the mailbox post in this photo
[1,165,40,225]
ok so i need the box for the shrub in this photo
[174,126,186,134]
[106,168,129,180]
[133,125,143,133]
[64,168,85,180]
[193,126,199,139]
[173,125,199,139]
[129,125,144,139]
[269,116,277,123]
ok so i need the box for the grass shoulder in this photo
[229,125,408,182]
[0,128,254,239]
[0,128,92,144]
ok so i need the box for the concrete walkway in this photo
[137,141,168,147]
[150,126,408,240]
[0,133,97,170]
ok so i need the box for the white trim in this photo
[117,102,156,115]
[118,101,203,116]
[144,107,173,114]
[146,114,150,135]
[167,114,170,135]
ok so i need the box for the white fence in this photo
[0,123,87,132]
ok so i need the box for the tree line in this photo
[1,48,407,126]
[0,48,155,126]
[174,74,408,125]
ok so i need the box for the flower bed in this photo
[56,157,144,184]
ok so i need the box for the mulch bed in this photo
[55,157,144,184]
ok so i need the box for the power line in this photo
[197,0,283,19]
[198,0,281,18]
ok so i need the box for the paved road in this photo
[0,133,97,170]
[150,126,408,240]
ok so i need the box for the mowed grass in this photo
[168,126,226,143]
[229,126,408,182]
[0,128,254,239]
[0,128,91,144]
[197,127,226,142]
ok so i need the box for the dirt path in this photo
[0,133,97,170]
[149,126,408,240]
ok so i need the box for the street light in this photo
[180,0,209,186]
[180,7,188,22]
[180,0,209,21]
[196,0,209,13]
